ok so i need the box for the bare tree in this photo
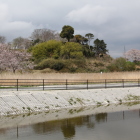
[31,28,59,43]
[0,36,6,44]
[54,32,65,41]
[12,37,32,49]
[125,49,140,62]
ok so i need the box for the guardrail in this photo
[0,79,140,91]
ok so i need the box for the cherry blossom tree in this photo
[125,49,140,62]
[0,44,33,73]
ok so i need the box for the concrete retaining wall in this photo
[0,87,140,116]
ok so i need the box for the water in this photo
[0,107,140,140]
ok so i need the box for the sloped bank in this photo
[0,87,140,116]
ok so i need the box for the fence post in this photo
[122,79,124,88]
[17,79,18,91]
[87,80,88,90]
[17,126,19,138]
[43,79,44,90]
[105,79,107,88]
[66,79,67,90]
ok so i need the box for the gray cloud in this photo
[0,0,140,57]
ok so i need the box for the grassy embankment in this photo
[0,55,140,86]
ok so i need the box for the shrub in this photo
[125,61,135,71]
[60,42,83,59]
[69,67,77,72]
[107,57,135,72]
[34,59,54,70]
[51,62,64,71]
[31,40,62,63]
[34,58,65,71]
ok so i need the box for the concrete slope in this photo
[0,87,140,116]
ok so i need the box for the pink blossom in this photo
[0,44,33,73]
[125,49,140,62]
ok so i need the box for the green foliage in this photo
[93,38,108,56]
[125,61,136,71]
[35,58,88,72]
[51,62,64,71]
[35,58,65,71]
[74,34,83,43]
[107,57,136,72]
[60,25,74,42]
[74,34,88,45]
[60,42,83,59]
[82,45,95,57]
[31,40,62,62]
[34,59,53,69]
[31,40,84,62]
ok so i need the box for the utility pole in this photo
[124,45,126,59]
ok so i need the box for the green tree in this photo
[60,42,83,59]
[60,25,74,42]
[93,38,108,56]
[82,45,95,58]
[31,40,62,62]
[85,33,94,49]
[74,34,83,43]
[75,34,88,45]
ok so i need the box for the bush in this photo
[34,58,65,71]
[107,57,135,72]
[60,42,83,59]
[31,40,62,63]
[34,59,54,70]
[125,61,135,71]
[68,67,77,72]
[51,62,64,71]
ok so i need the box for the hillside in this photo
[34,55,113,73]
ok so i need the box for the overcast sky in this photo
[0,0,140,57]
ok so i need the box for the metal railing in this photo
[0,79,140,91]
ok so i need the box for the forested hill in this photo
[0,25,139,73]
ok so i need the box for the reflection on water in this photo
[95,113,107,122]
[32,115,95,139]
[0,109,140,140]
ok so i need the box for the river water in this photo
[0,106,140,140]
